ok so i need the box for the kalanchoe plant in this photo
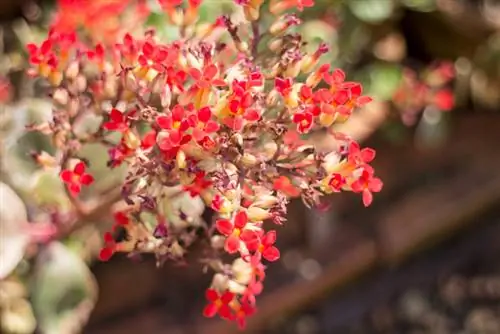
[25,0,382,329]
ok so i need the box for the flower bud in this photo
[184,7,199,26]
[247,206,271,222]
[211,273,229,291]
[48,71,63,86]
[266,89,280,107]
[75,75,87,92]
[123,129,141,150]
[244,6,260,21]
[125,71,138,91]
[236,41,249,53]
[231,133,243,149]
[211,235,226,249]
[284,60,301,78]
[239,153,258,168]
[65,61,79,79]
[252,195,278,209]
[319,113,336,127]
[176,149,187,170]
[268,38,283,53]
[33,151,57,169]
[269,14,301,36]
[53,88,68,105]
[169,8,184,26]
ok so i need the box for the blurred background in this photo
[1,0,500,333]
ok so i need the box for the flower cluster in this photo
[26,0,382,328]
[393,61,455,126]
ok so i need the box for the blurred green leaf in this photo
[348,0,395,23]
[401,0,436,12]
[0,182,29,279]
[366,63,403,100]
[33,171,68,207]
[31,242,98,334]
[300,20,338,61]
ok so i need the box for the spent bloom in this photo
[26,0,383,329]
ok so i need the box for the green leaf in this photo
[348,0,395,23]
[366,63,403,100]
[401,0,436,12]
[32,171,68,207]
[31,242,98,334]
[0,182,29,279]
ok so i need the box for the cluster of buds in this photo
[25,0,382,328]
[393,61,455,126]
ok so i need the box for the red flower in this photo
[292,111,314,133]
[188,106,220,142]
[273,176,301,197]
[103,108,129,132]
[113,211,129,229]
[347,142,376,167]
[433,88,454,111]
[99,232,116,261]
[245,230,280,262]
[189,64,226,89]
[60,162,94,196]
[234,302,256,329]
[351,169,383,207]
[328,173,346,192]
[275,77,293,96]
[203,289,234,319]
[216,211,254,254]
[141,130,157,149]
[156,105,192,151]
[184,172,212,197]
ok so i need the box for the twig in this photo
[55,186,123,240]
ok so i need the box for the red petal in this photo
[362,189,373,207]
[356,95,372,107]
[192,128,206,142]
[241,93,254,108]
[225,235,240,254]
[244,109,260,122]
[189,68,202,80]
[218,305,232,320]
[262,230,277,246]
[369,177,383,192]
[110,108,123,122]
[205,288,219,301]
[203,303,218,318]
[142,41,154,57]
[172,105,185,121]
[333,90,349,105]
[361,148,376,163]
[234,211,248,229]
[204,64,218,79]
[74,162,86,175]
[263,246,280,261]
[99,247,114,261]
[240,230,260,250]
[204,120,219,133]
[114,212,129,226]
[198,107,211,123]
[212,79,226,86]
[69,183,81,195]
[141,131,157,149]
[332,68,346,83]
[60,170,73,183]
[350,180,364,193]
[156,115,172,129]
[216,219,233,236]
[220,291,234,304]
[80,173,94,185]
